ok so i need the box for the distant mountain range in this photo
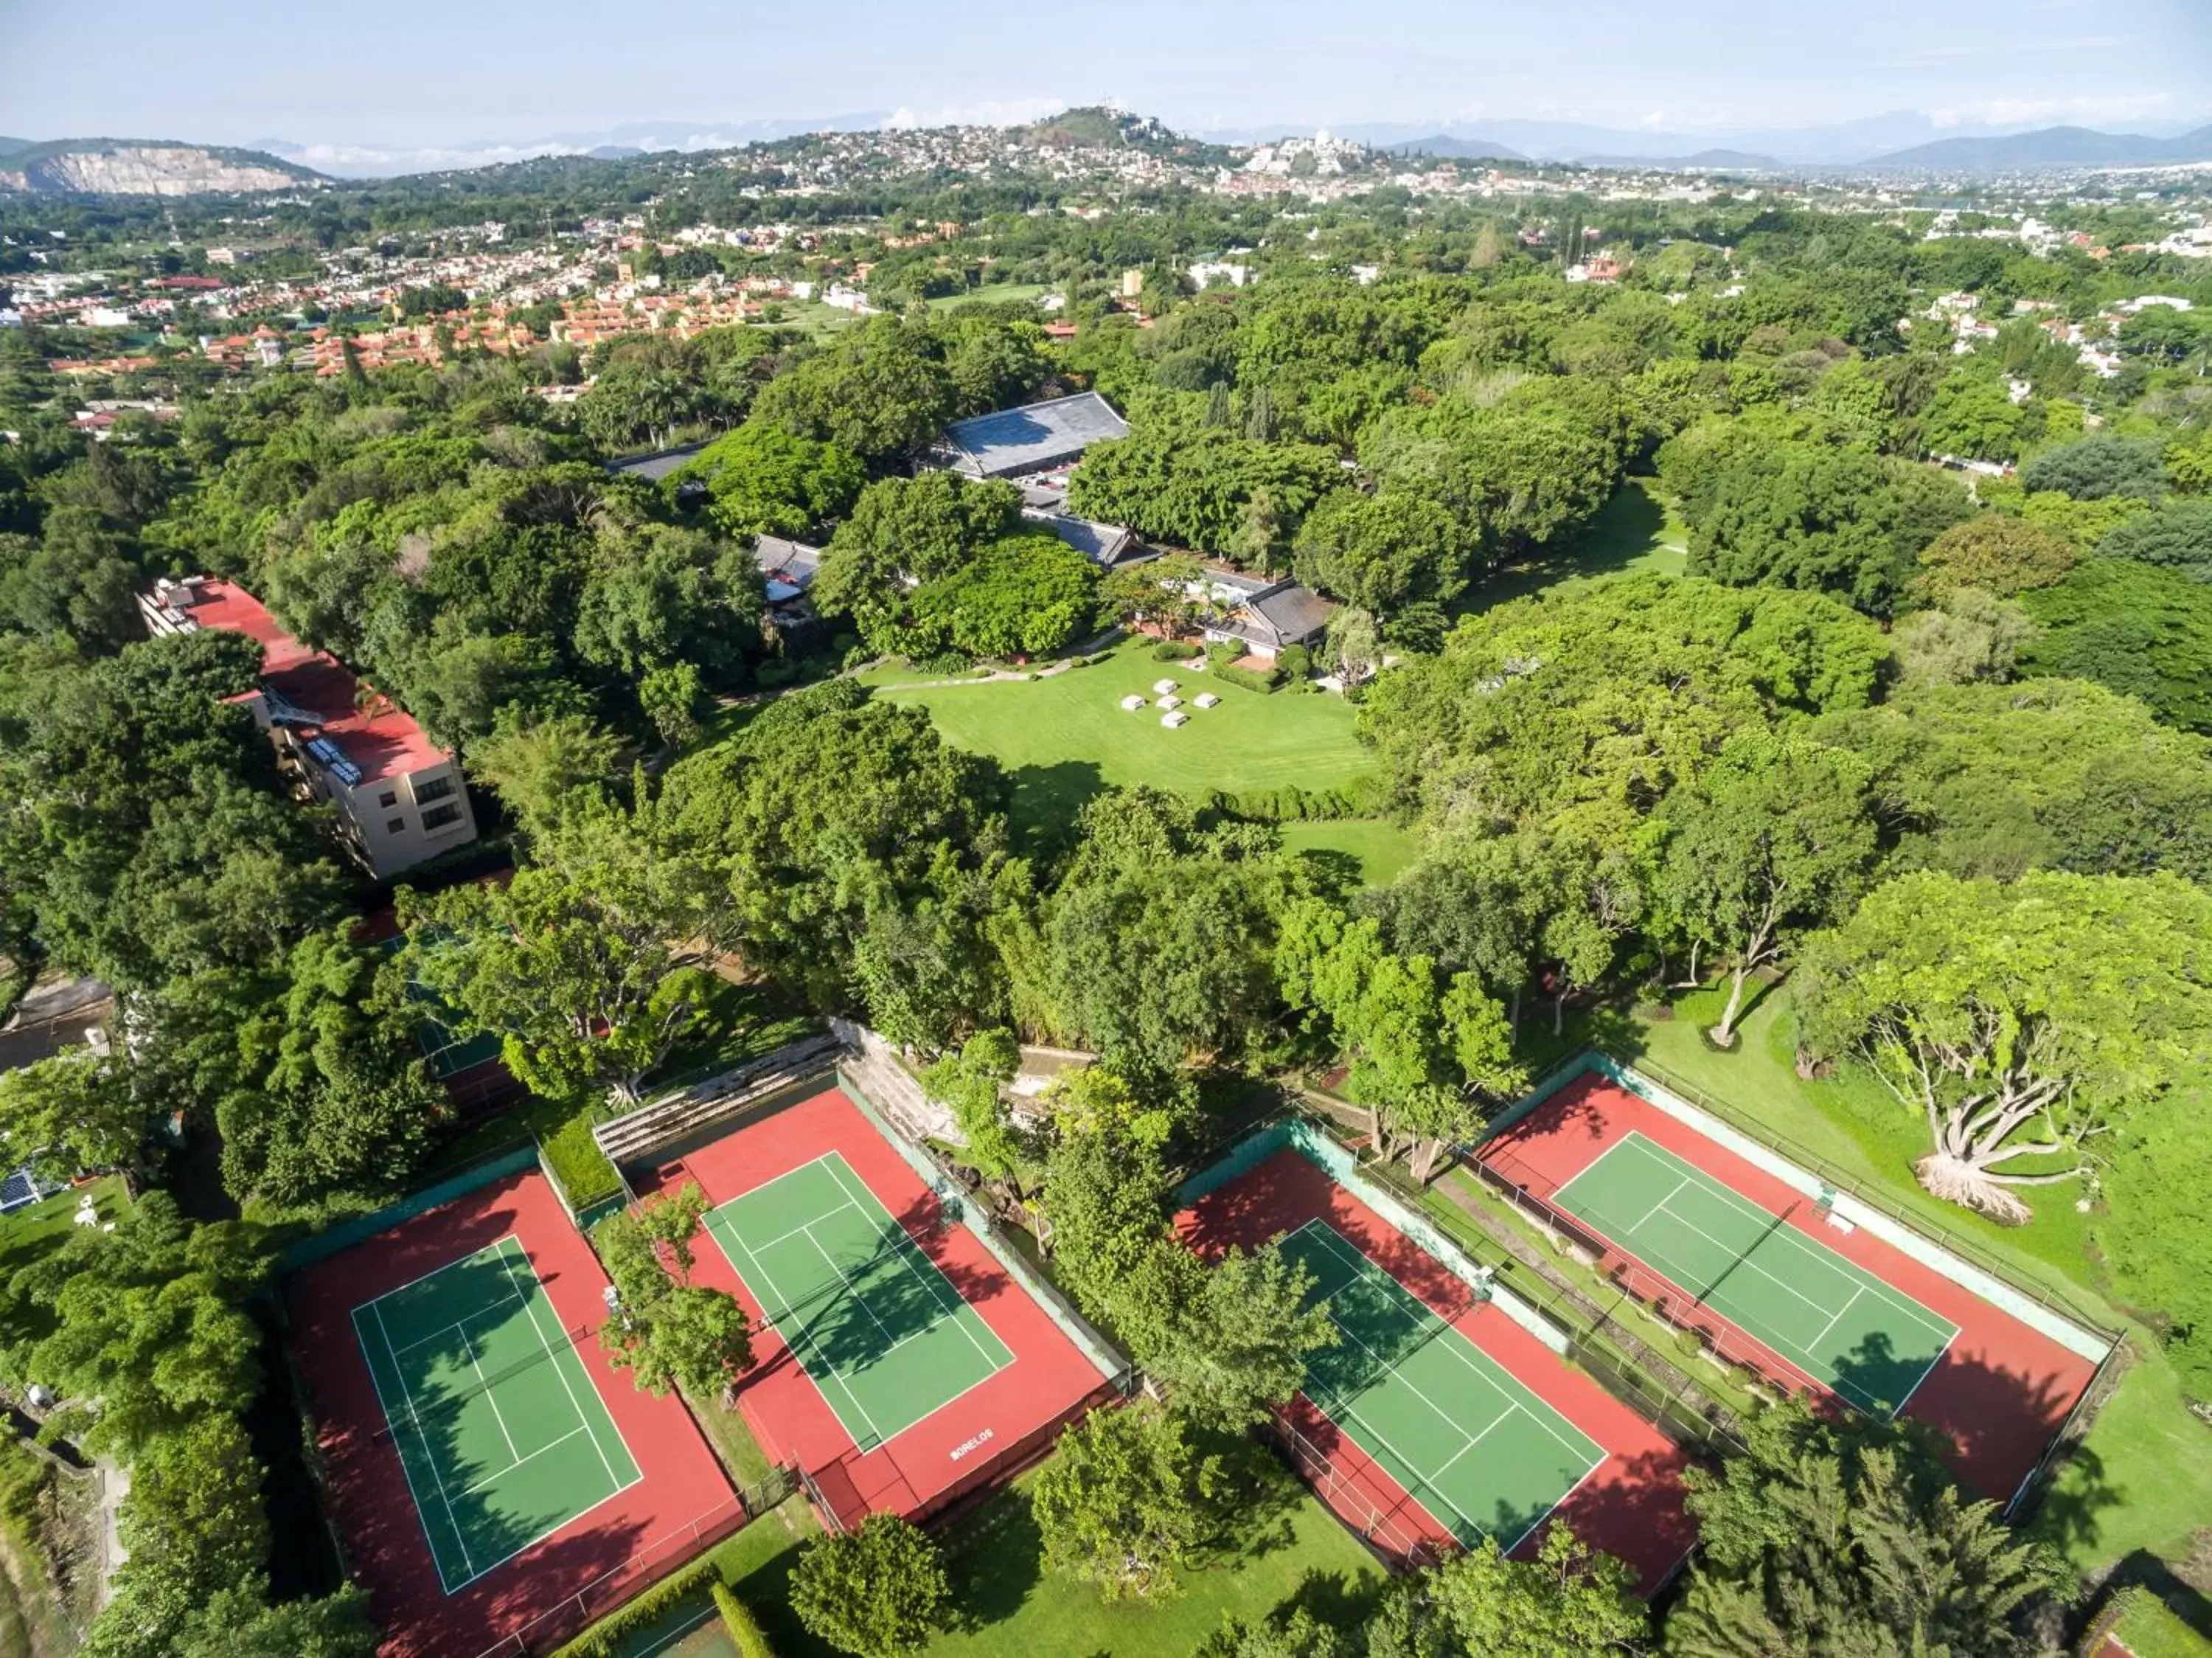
[0,136,321,194]
[1385,135,1528,162]
[254,116,892,178]
[1856,123,2212,170]
[7,110,2212,192]
[1228,111,2212,171]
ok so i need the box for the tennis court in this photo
[703,1152,1015,1451]
[1554,1131,1959,1415]
[350,1235,643,1595]
[1281,1218,1607,1553]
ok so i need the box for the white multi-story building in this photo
[137,577,477,879]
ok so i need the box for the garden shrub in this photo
[713,1583,776,1658]
[550,1555,723,1658]
[1211,661,1284,693]
[541,1107,622,1211]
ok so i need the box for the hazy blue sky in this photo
[4,0,2208,150]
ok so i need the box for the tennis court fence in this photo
[1472,1144,1834,1406]
[1337,1135,1752,1457]
[464,1473,793,1658]
[1517,1050,2122,1345]
[1263,1409,1447,1572]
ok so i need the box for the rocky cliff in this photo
[0,141,323,195]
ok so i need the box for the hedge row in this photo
[1210,661,1283,693]
[713,1583,778,1658]
[541,1108,624,1212]
[549,1553,723,1658]
[1197,780,1376,822]
[1151,639,1203,662]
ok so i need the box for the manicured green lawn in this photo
[1279,820,1422,887]
[877,642,1377,844]
[913,1460,1383,1658]
[1470,479,1688,614]
[1555,990,2212,1575]
[0,1176,126,1350]
[2115,1591,2212,1658]
[928,283,1053,311]
[626,1449,1385,1658]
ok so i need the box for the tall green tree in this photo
[788,1513,951,1657]
[1109,1241,1337,1432]
[1031,1404,1226,1600]
[1795,870,2212,1221]
[1649,730,1879,1047]
[1368,1525,1648,1658]
[0,1047,144,1184]
[1666,1400,2066,1658]
[405,797,734,1105]
[594,1182,755,1398]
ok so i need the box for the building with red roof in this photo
[136,577,478,879]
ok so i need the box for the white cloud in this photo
[883,97,1067,131]
[1929,91,2175,128]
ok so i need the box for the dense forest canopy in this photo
[1,150,2209,1657]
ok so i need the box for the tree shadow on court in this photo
[361,1249,613,1584]
[1534,1443,1701,1595]
[773,1193,1003,1381]
[1839,1336,2120,1533]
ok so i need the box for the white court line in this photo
[1565,1136,1957,1415]
[711,1209,888,1447]
[745,1199,865,1255]
[493,1239,627,1490]
[457,1426,588,1498]
[820,1154,1013,1373]
[1503,1445,1613,1558]
[355,1232,527,1317]
[461,1328,521,1463]
[1805,1283,1868,1355]
[1292,1220,1604,1468]
[1283,1221,1604,1541]
[390,1293,531,1362]
[1891,1325,1962,1417]
[366,1297,476,1589]
[1608,1135,1956,1342]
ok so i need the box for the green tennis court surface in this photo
[704,1154,1015,1451]
[351,1235,642,1594]
[1554,1131,1958,1414]
[1281,1220,1606,1552]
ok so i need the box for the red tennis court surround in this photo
[288,1170,735,1658]
[1179,1146,1696,1594]
[1480,1073,2107,1502]
[640,1085,1118,1528]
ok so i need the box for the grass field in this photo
[1279,820,1422,887]
[1471,479,1687,614]
[928,284,1052,312]
[875,641,1376,844]
[2115,1592,2212,1658]
[1554,989,2212,1579]
[568,1443,1386,1658]
[0,1177,125,1351]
